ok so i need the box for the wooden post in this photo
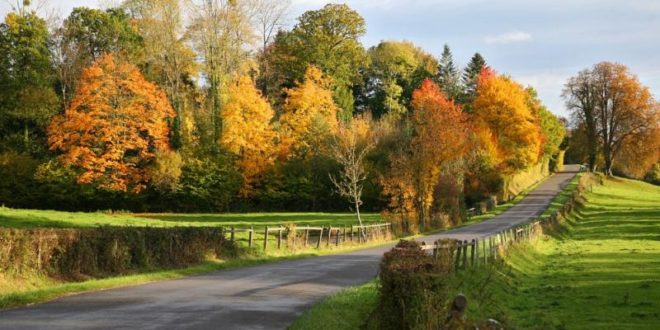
[230,226,235,242]
[350,225,354,243]
[327,227,331,247]
[248,226,254,248]
[482,238,487,265]
[454,240,462,270]
[263,226,269,251]
[317,227,323,249]
[335,227,340,246]
[462,240,468,270]
[277,227,282,249]
[472,239,477,267]
[304,226,309,247]
[342,226,347,245]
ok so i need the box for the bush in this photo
[0,227,237,280]
[377,240,453,330]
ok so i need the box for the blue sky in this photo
[2,0,659,117]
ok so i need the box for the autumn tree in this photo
[472,69,542,174]
[564,62,658,175]
[220,75,276,196]
[48,54,175,192]
[329,115,375,227]
[122,0,198,148]
[526,87,565,160]
[266,4,367,115]
[0,10,59,155]
[279,66,339,159]
[362,40,438,118]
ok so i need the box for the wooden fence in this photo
[226,223,392,251]
[422,174,594,271]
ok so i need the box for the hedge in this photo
[0,226,236,280]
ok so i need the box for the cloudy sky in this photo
[2,0,659,117]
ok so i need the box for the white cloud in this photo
[483,31,532,45]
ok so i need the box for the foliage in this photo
[48,54,175,193]
[377,240,453,330]
[362,40,438,118]
[0,11,59,155]
[436,44,461,101]
[279,66,339,159]
[473,69,543,174]
[221,75,276,195]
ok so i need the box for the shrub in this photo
[377,240,453,330]
[0,227,237,280]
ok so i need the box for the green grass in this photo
[0,208,382,228]
[290,281,379,330]
[540,172,582,218]
[289,176,660,330]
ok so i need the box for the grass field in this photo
[290,176,660,329]
[0,208,381,228]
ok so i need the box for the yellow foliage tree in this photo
[472,69,542,173]
[279,66,339,158]
[220,75,276,195]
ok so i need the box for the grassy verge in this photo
[0,208,382,228]
[289,176,660,330]
[539,172,582,218]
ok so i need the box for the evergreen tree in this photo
[460,52,486,108]
[436,44,460,100]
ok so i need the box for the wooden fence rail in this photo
[226,223,391,251]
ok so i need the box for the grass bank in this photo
[290,176,660,330]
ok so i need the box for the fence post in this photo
[471,239,476,267]
[482,238,487,265]
[230,226,235,242]
[335,227,340,246]
[305,225,309,247]
[327,227,332,247]
[317,227,323,249]
[264,226,269,251]
[248,226,254,248]
[278,227,282,249]
[462,240,468,270]
[342,226,347,245]
[454,240,462,270]
[350,225,354,243]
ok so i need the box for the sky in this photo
[2,0,659,118]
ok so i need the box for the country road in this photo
[0,165,580,330]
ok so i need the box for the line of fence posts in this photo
[226,223,391,251]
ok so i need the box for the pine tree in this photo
[460,52,486,109]
[436,44,460,100]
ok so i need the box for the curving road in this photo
[0,165,579,330]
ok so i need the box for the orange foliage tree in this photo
[220,75,277,195]
[48,54,175,192]
[410,79,469,231]
[472,68,542,174]
[279,66,339,159]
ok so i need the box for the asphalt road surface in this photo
[0,165,580,330]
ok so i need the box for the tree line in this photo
[1,1,655,231]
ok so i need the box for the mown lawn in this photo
[0,208,381,228]
[289,176,660,330]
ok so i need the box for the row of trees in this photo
[2,1,572,232]
[563,62,659,180]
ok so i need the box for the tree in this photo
[220,75,276,196]
[123,0,198,149]
[48,54,175,192]
[329,115,375,227]
[563,62,658,175]
[0,10,59,155]
[409,79,469,231]
[266,4,367,114]
[279,66,339,159]
[526,87,565,159]
[55,7,143,105]
[362,40,438,118]
[189,0,256,143]
[461,52,486,107]
[563,68,599,171]
[436,44,461,100]
[472,69,542,173]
